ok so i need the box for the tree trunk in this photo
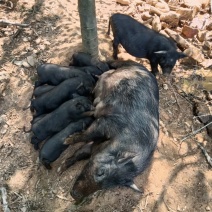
[78,0,99,59]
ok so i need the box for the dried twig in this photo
[181,121,212,142]
[197,143,212,167]
[0,187,10,212]
[0,20,30,27]
[55,195,69,201]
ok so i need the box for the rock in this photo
[155,1,169,13]
[0,71,10,96]
[203,41,212,50]
[201,59,212,68]
[182,0,210,10]
[184,46,205,63]
[35,38,41,44]
[116,0,130,5]
[163,83,168,90]
[1,124,8,135]
[206,206,211,211]
[0,116,5,124]
[176,8,197,21]
[135,0,142,5]
[149,5,162,16]
[0,71,10,84]
[22,60,31,68]
[13,60,23,66]
[141,11,152,21]
[146,0,158,5]
[197,31,207,42]
[206,20,212,30]
[160,11,179,28]
[26,55,37,67]
[22,37,28,42]
[38,45,46,51]
[190,16,210,30]
[152,15,161,32]
[43,40,51,45]
[137,5,145,13]
[205,31,212,41]
[182,25,198,38]
[165,28,190,50]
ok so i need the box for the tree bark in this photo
[78,0,99,58]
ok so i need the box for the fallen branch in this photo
[0,187,10,212]
[0,20,30,27]
[181,121,212,142]
[197,143,212,167]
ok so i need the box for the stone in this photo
[0,71,10,84]
[203,41,212,50]
[182,0,210,10]
[35,38,41,44]
[190,16,209,30]
[163,84,168,90]
[206,20,212,30]
[116,0,130,5]
[141,11,152,21]
[152,15,161,32]
[176,7,197,21]
[184,46,205,63]
[22,37,28,42]
[135,0,142,5]
[26,55,37,67]
[160,11,179,28]
[146,0,158,5]
[13,60,23,66]
[197,31,207,42]
[22,60,31,68]
[1,124,8,135]
[206,206,211,211]
[182,25,198,38]
[155,1,169,13]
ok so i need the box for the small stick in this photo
[55,195,69,201]
[0,20,30,27]
[180,121,212,142]
[197,143,212,167]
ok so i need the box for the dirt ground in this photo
[0,0,212,211]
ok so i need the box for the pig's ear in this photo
[154,50,167,55]
[117,152,136,165]
[176,52,187,59]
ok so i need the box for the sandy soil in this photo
[0,0,212,211]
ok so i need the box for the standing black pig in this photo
[64,61,159,201]
[35,63,95,87]
[39,117,94,169]
[31,77,94,117]
[108,13,187,75]
[31,96,93,149]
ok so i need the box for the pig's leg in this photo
[112,37,119,59]
[34,80,42,88]
[31,136,41,150]
[60,142,94,173]
[64,119,106,145]
[150,60,159,76]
